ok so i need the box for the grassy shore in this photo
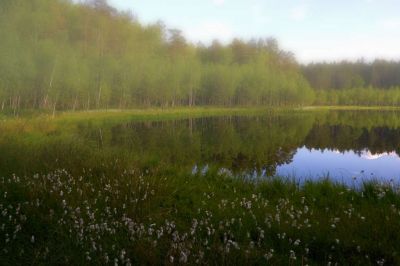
[56,107,277,124]
[1,107,271,120]
[1,168,400,265]
[302,106,400,111]
[2,105,400,123]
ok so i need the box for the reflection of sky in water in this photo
[277,147,400,184]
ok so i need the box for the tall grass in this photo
[1,168,399,265]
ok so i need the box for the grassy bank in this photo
[0,107,276,133]
[1,168,399,265]
[56,107,277,124]
[3,105,400,121]
[303,106,400,111]
[1,107,272,120]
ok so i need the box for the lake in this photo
[1,110,400,184]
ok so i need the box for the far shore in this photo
[2,105,400,122]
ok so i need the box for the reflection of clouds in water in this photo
[318,149,399,160]
[277,147,400,183]
[361,150,399,160]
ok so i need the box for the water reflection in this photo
[2,110,400,182]
[277,147,400,184]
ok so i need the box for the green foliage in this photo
[302,61,400,106]
[303,61,400,91]
[0,0,314,112]
[314,87,400,106]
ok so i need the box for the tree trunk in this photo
[43,94,48,109]
[97,85,102,109]
[87,94,90,110]
[72,96,78,111]
[52,96,58,118]
[49,59,56,89]
[189,87,193,107]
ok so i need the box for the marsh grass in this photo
[302,106,400,111]
[1,106,315,132]
[1,167,400,265]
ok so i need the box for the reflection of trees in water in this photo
[83,111,400,175]
[304,126,400,157]
[3,110,400,177]
[105,114,315,174]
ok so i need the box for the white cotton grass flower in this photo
[264,249,274,260]
[377,258,386,266]
[289,250,296,260]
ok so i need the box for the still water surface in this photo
[1,110,400,183]
[277,147,400,183]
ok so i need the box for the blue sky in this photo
[106,0,400,63]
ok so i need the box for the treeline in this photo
[303,60,400,90]
[303,61,400,106]
[2,0,400,111]
[314,87,400,106]
[0,0,314,113]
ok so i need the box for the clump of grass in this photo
[1,169,400,265]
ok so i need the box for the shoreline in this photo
[3,105,400,121]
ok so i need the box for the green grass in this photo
[1,168,399,265]
[55,107,276,126]
[3,106,400,128]
[0,107,275,136]
[1,107,273,121]
[2,105,400,118]
[303,105,400,111]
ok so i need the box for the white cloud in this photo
[212,0,226,6]
[289,5,308,21]
[288,34,400,63]
[379,18,400,30]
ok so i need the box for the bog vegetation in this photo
[1,0,400,114]
[2,168,400,265]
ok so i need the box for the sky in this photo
[106,0,400,63]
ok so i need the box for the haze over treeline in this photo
[1,0,400,112]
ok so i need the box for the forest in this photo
[1,0,400,112]
[303,61,400,106]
